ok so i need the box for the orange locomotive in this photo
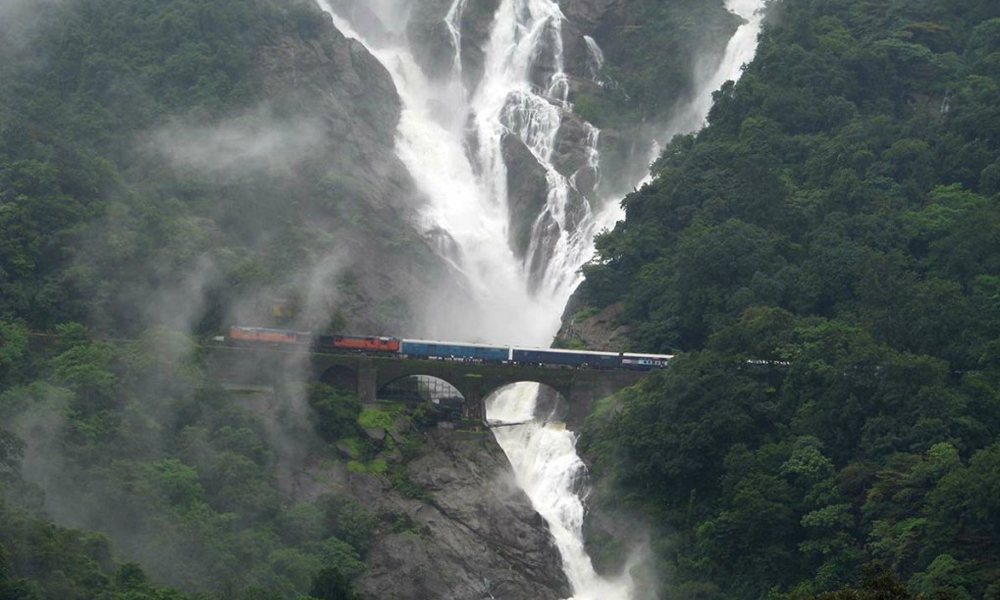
[315,334,401,353]
[228,327,401,355]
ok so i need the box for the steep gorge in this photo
[0,0,767,598]
[305,1,767,599]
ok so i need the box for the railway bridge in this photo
[206,346,649,426]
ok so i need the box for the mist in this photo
[148,111,328,178]
[0,0,64,52]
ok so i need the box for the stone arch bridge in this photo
[207,347,649,427]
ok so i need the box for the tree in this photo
[0,319,28,388]
[308,567,357,600]
[307,384,361,443]
[0,427,24,482]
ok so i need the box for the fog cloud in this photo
[0,0,64,52]
[148,111,327,177]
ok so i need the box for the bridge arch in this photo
[484,382,569,424]
[377,374,463,403]
[304,352,649,425]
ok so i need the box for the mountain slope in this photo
[576,0,1000,598]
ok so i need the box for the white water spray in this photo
[582,36,605,81]
[318,0,624,346]
[314,0,765,597]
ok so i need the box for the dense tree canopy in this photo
[579,0,1000,598]
[3,0,1000,598]
[0,3,420,596]
[0,324,381,599]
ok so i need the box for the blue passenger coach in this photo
[512,348,622,369]
[401,339,510,363]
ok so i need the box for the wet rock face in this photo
[406,0,501,91]
[255,12,402,188]
[356,430,571,600]
[595,126,656,198]
[459,0,502,90]
[503,133,550,260]
[553,110,599,196]
[407,0,457,81]
[253,7,446,336]
[559,0,624,82]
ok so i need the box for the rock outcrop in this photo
[407,0,458,81]
[345,429,571,600]
[457,0,503,90]
[558,0,624,83]
[503,133,550,260]
[553,110,599,194]
[407,0,501,91]
[554,301,631,351]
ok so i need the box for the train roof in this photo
[621,352,674,360]
[511,346,623,357]
[231,325,311,335]
[401,338,505,348]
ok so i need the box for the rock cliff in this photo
[357,429,570,600]
[407,0,501,91]
[250,4,451,336]
[283,420,571,600]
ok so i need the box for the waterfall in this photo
[313,0,765,597]
[639,0,766,187]
[583,36,605,81]
[662,0,768,139]
[444,0,468,75]
[317,0,617,346]
[489,384,635,599]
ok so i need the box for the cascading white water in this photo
[317,0,618,346]
[490,384,635,599]
[640,0,766,186]
[314,0,765,597]
[582,36,605,81]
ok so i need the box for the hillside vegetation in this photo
[0,0,420,597]
[578,0,1000,598]
[0,0,434,338]
[0,320,399,599]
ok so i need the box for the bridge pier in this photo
[460,374,485,421]
[357,358,377,404]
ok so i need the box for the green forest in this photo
[0,0,429,598]
[577,0,1000,598]
[3,0,1000,598]
[0,322,396,599]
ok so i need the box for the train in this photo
[226,326,672,371]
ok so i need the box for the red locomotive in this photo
[314,334,401,353]
[228,327,401,355]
